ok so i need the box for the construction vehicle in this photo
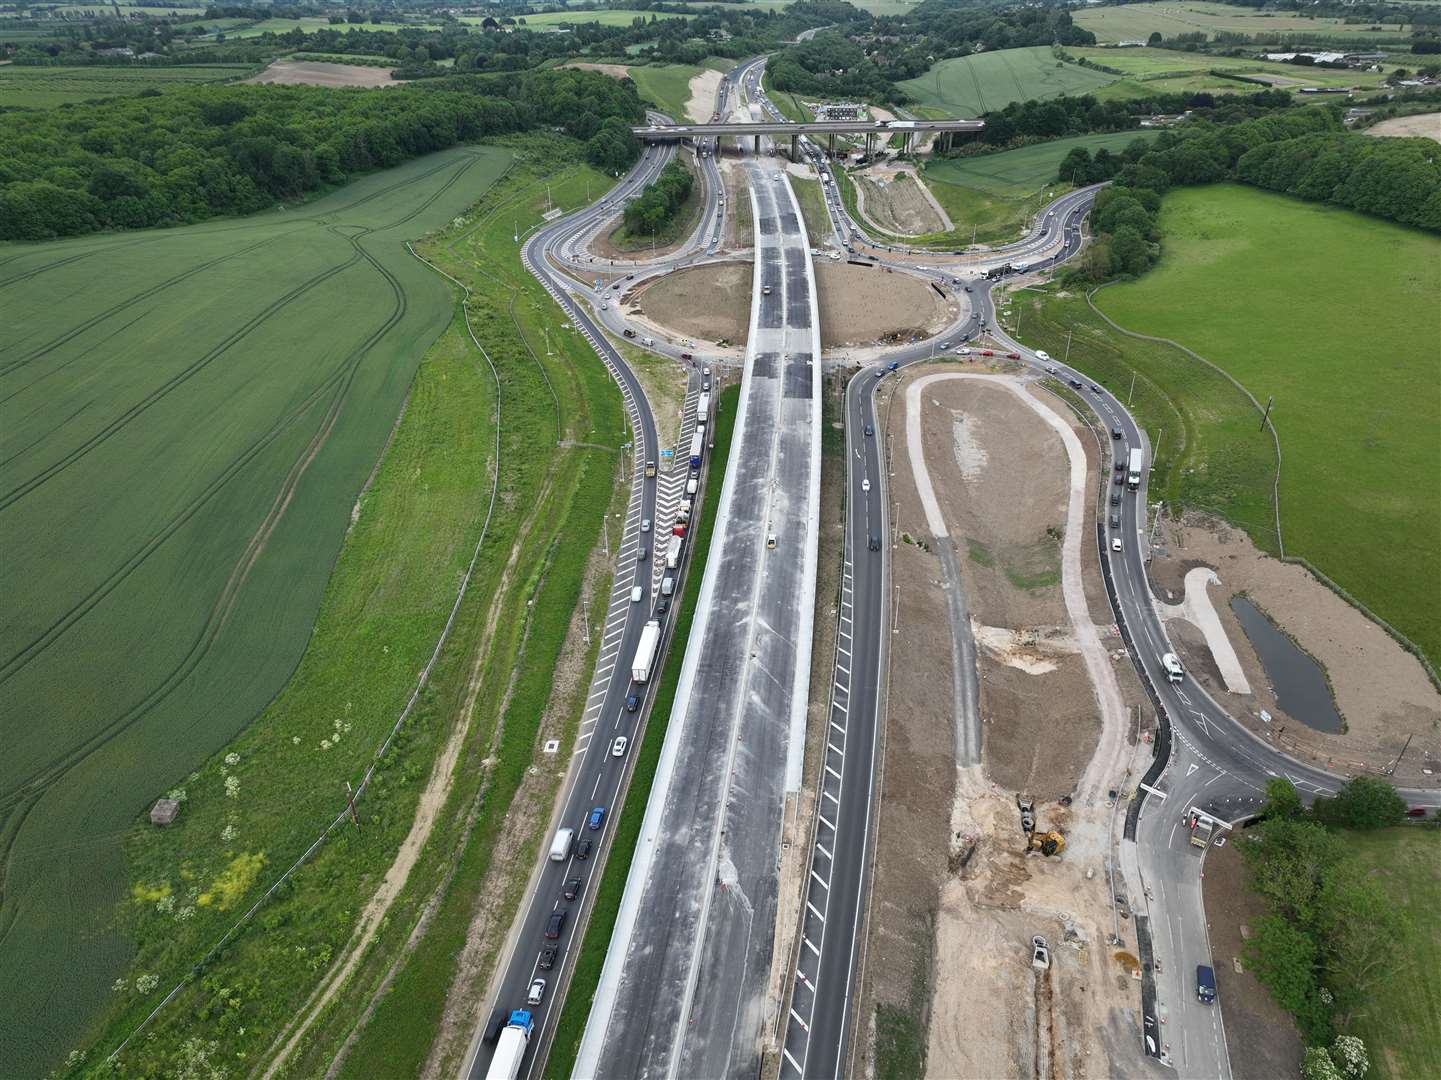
[1026,831,1067,856]
[1189,814,1214,849]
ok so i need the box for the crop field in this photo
[202,16,441,39]
[1071,46,1392,92]
[506,7,689,26]
[0,145,510,1077]
[926,131,1157,196]
[0,63,253,107]
[897,46,1119,117]
[1073,1,1414,43]
[1345,829,1441,1080]
[1096,184,1441,665]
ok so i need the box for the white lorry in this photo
[485,1010,534,1080]
[1127,447,1144,489]
[665,534,682,569]
[632,620,661,682]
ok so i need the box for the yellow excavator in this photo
[1017,795,1066,856]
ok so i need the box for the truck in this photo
[1126,447,1143,489]
[689,430,705,469]
[1190,814,1214,849]
[645,460,657,479]
[632,620,661,682]
[696,391,711,426]
[665,534,682,569]
[1196,964,1217,1004]
[486,1010,534,1080]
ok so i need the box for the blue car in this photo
[588,806,607,831]
[887,360,899,372]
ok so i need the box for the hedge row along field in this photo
[897,46,1118,118]
[0,145,510,1078]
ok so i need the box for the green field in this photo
[0,63,253,107]
[511,7,688,27]
[1345,829,1441,1080]
[1072,46,1392,93]
[1074,1,1414,43]
[626,57,729,120]
[204,16,441,39]
[1096,185,1441,665]
[927,131,1156,196]
[898,46,1119,117]
[0,146,511,1077]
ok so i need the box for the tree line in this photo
[1071,105,1441,281]
[1237,776,1413,1073]
[0,68,644,241]
[622,160,693,236]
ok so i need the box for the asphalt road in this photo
[576,154,823,1080]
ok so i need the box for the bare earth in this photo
[686,68,723,124]
[855,171,948,236]
[1150,513,1441,784]
[245,59,396,87]
[853,366,1151,1080]
[1365,112,1441,143]
[631,259,957,351]
[561,61,631,79]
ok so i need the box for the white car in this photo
[862,478,871,493]
[957,346,971,356]
[1111,537,1123,553]
[631,585,643,603]
[1035,350,1051,362]
[641,518,651,533]
[612,736,629,758]
[527,978,547,1005]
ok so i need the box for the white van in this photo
[1035,350,1051,362]
[631,585,643,603]
[686,478,698,497]
[641,336,655,347]
[1161,653,1184,683]
[661,575,675,597]
[549,827,575,862]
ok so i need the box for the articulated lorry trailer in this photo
[1126,447,1143,489]
[632,619,662,682]
[485,1010,533,1080]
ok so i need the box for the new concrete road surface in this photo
[575,166,822,1080]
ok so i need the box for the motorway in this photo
[575,128,824,1079]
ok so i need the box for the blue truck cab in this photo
[1196,964,1217,1004]
[508,1009,534,1033]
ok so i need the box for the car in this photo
[1115,460,1126,472]
[1215,835,1227,848]
[863,424,874,436]
[1111,428,1123,439]
[703,366,711,377]
[626,273,635,279]
[539,945,558,970]
[656,598,669,615]
[600,301,609,309]
[527,978,547,1005]
[1006,352,1021,360]
[623,328,636,338]
[625,693,640,713]
[612,736,629,758]
[1035,350,1051,362]
[612,282,622,291]
[941,341,953,350]
[544,910,566,940]
[956,346,972,356]
[563,877,582,901]
[1069,379,1083,390]
[963,285,973,293]
[1114,473,1125,485]
[641,518,651,533]
[1111,537,1123,553]
[874,367,885,379]
[1111,493,1121,507]
[980,349,994,357]
[637,545,648,562]
[862,478,871,492]
[887,360,899,372]
[702,379,711,391]
[1110,513,1121,528]
[766,533,777,549]
[763,285,772,295]
[680,351,693,361]
[587,806,607,831]
[1032,936,1051,970]
[1091,384,1102,393]
[631,585,643,603]
[1047,365,1059,375]
[576,838,593,860]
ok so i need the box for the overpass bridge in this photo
[634,117,985,157]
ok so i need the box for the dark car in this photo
[1110,513,1121,528]
[483,1008,508,1044]
[864,424,874,437]
[625,693,640,713]
[1111,428,1122,440]
[539,945,558,971]
[587,806,607,831]
[1091,384,1102,393]
[1115,460,1126,473]
[656,598,669,615]
[563,877,582,902]
[576,838,593,860]
[623,328,636,338]
[887,360,899,372]
[868,533,882,552]
[680,351,693,360]
[1069,379,1083,390]
[963,285,973,293]
[1111,493,1121,507]
[544,909,567,940]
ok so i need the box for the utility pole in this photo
[581,594,591,647]
[344,782,361,831]
[1128,371,1137,406]
[1259,394,1275,432]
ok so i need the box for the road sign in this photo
[661,449,674,458]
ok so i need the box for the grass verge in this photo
[791,176,831,241]
[544,382,741,1079]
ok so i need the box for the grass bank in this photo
[1095,184,1441,666]
[898,46,1117,117]
[627,56,730,120]
[1344,828,1441,1080]
[545,382,741,1079]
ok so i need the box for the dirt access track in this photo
[245,59,397,87]
[852,365,1153,1080]
[627,258,957,351]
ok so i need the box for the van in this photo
[641,336,655,347]
[1196,964,1216,1004]
[680,497,693,515]
[631,585,643,603]
[1035,350,1051,363]
[1162,652,1184,683]
[549,827,575,862]
[661,575,675,597]
[686,478,698,497]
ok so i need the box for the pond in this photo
[1229,596,1344,734]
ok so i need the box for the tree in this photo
[1263,776,1305,821]
[1311,776,1406,830]
[1302,1046,1344,1080]
[1317,863,1403,1026]
[1148,31,1163,47]
[1239,818,1345,928]
[1329,1035,1369,1080]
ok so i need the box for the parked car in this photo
[1006,352,1021,360]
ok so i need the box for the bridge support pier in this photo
[828,132,836,158]
[791,133,799,161]
[864,132,874,159]
[754,133,761,155]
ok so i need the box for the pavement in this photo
[1157,567,1253,695]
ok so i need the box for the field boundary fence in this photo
[106,239,505,1062]
[1086,284,1440,693]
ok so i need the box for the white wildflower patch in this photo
[224,775,240,799]
[224,753,240,767]
[220,824,237,843]
[136,973,160,994]
[167,788,188,803]
[112,978,128,993]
